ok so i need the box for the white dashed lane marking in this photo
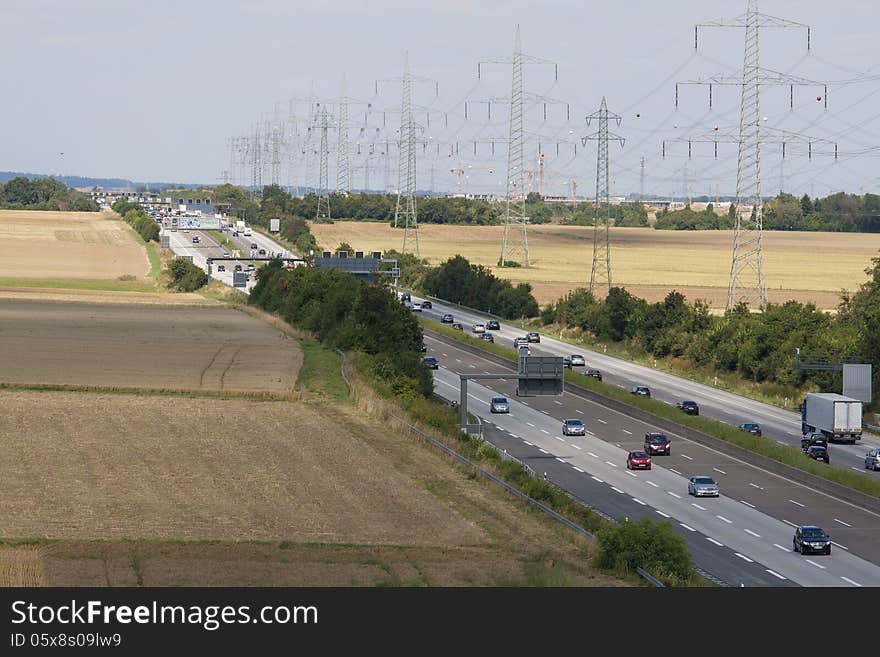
[605,461,618,468]
[523,440,533,446]
[706,537,723,547]
[766,570,786,580]
[646,481,659,488]
[680,523,696,532]
[834,518,852,527]
[611,487,625,494]
[841,576,862,587]
[591,476,604,483]
[805,559,826,570]
[656,511,670,518]
[632,498,646,506]
[743,529,761,538]
[773,544,789,552]
[597,419,607,424]
[788,499,805,508]
[740,500,756,509]
[716,515,732,524]
[621,429,632,435]
[573,466,584,473]
[681,454,693,461]
[734,553,754,563]
[713,468,726,475]
[692,503,706,510]
[667,491,682,499]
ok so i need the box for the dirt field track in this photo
[0,209,149,280]
[309,222,880,308]
[0,299,300,393]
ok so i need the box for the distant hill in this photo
[0,171,209,191]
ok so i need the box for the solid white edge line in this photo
[734,553,754,563]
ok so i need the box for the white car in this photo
[472,323,485,334]
[412,302,423,312]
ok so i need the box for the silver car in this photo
[490,396,509,414]
[866,448,880,471]
[688,476,720,497]
[562,418,586,436]
[569,354,586,367]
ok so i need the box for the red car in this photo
[626,450,652,470]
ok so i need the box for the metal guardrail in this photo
[335,349,351,390]
[387,414,673,588]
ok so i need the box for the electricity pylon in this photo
[336,78,351,195]
[316,106,332,220]
[582,98,624,294]
[376,53,442,257]
[674,0,832,310]
[475,25,566,267]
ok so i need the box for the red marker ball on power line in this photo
[817,95,822,102]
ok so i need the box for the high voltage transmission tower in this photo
[249,124,262,199]
[668,0,834,310]
[376,53,442,257]
[336,79,351,195]
[582,98,624,294]
[315,105,333,220]
[475,26,566,267]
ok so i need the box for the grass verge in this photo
[298,340,350,403]
[422,318,880,501]
[144,240,161,280]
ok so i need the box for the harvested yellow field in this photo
[309,222,880,308]
[0,209,150,280]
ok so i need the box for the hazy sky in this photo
[3,0,880,198]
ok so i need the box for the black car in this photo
[801,433,828,451]
[422,300,432,309]
[805,445,830,463]
[738,422,762,436]
[419,342,427,353]
[451,322,463,331]
[486,320,501,330]
[584,369,602,381]
[793,525,832,555]
[526,332,540,343]
[481,333,494,343]
[422,357,439,369]
[631,385,651,398]
[644,432,670,456]
[677,400,699,416]
[400,292,411,303]
[441,314,454,323]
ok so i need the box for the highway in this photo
[412,298,879,474]
[163,225,291,294]
[426,334,880,586]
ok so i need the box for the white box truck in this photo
[243,227,252,236]
[801,392,863,443]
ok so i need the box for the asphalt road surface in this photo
[412,297,879,474]
[426,333,880,587]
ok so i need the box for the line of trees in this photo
[540,255,880,403]
[111,198,159,243]
[249,260,432,399]
[422,255,539,319]
[0,176,98,211]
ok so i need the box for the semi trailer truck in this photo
[801,392,863,443]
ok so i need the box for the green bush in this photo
[595,516,694,585]
[166,257,208,292]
